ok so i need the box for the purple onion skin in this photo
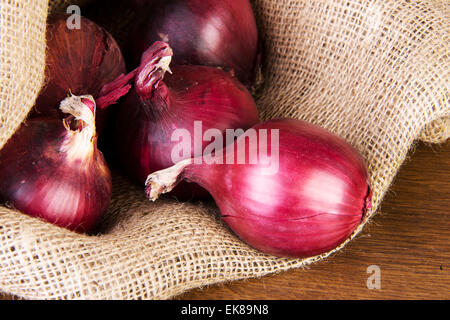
[116,63,260,199]
[128,0,259,86]
[32,14,126,134]
[147,118,372,258]
[0,117,112,233]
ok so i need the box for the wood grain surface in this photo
[1,140,449,300]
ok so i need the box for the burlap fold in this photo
[419,117,450,144]
[0,0,448,300]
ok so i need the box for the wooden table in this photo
[1,140,449,300]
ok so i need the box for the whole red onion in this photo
[127,0,260,86]
[145,118,372,258]
[115,41,260,199]
[31,13,127,134]
[0,95,112,233]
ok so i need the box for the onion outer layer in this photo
[145,118,372,258]
[116,41,260,199]
[0,95,112,233]
[127,0,260,86]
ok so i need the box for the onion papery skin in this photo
[31,13,126,135]
[116,42,259,200]
[127,0,259,86]
[146,118,372,258]
[0,98,112,233]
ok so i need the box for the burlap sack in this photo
[0,0,448,300]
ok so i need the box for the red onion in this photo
[127,0,260,86]
[0,95,112,233]
[115,41,260,199]
[145,118,372,258]
[31,13,127,134]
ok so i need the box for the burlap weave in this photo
[0,0,448,300]
[420,117,449,144]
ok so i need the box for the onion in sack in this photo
[116,41,259,199]
[0,95,112,233]
[31,13,127,135]
[145,118,372,258]
[127,0,260,86]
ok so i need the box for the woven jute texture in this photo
[419,117,450,144]
[0,0,449,300]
